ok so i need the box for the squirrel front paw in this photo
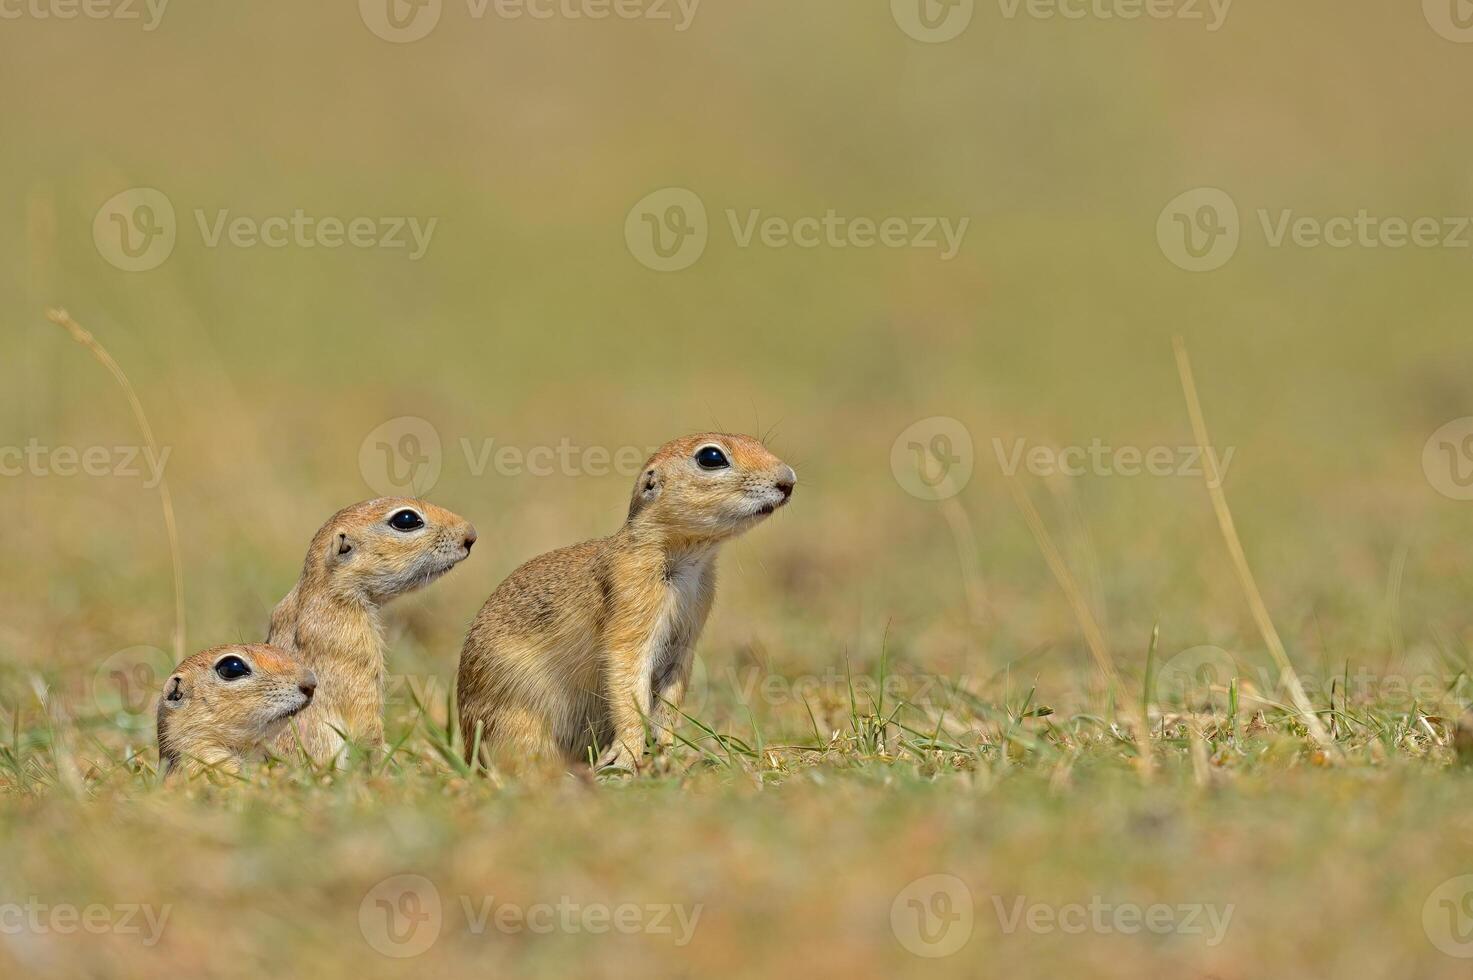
[595,743,643,774]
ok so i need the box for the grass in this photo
[3,645,1473,978]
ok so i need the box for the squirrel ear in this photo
[628,467,661,521]
[641,468,660,499]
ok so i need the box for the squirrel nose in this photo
[463,526,478,552]
[775,465,797,500]
[299,673,318,700]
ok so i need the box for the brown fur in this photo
[457,433,796,774]
[157,644,316,777]
[267,497,477,765]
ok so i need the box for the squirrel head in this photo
[157,644,317,776]
[306,497,478,604]
[626,433,796,545]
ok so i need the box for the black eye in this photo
[214,656,251,681]
[695,446,729,470]
[388,509,425,531]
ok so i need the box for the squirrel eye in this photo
[214,656,252,681]
[388,509,425,532]
[695,446,729,470]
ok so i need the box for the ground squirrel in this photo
[457,433,796,774]
[266,497,477,764]
[157,644,317,777]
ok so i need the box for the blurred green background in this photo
[6,1,1473,689]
